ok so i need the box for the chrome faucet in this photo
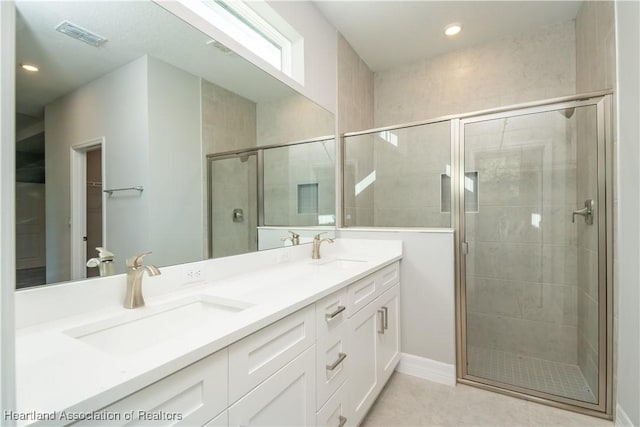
[124,252,161,309]
[312,233,334,260]
[281,231,301,246]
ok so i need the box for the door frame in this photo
[454,94,613,417]
[70,137,106,280]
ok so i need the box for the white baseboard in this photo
[395,353,456,386]
[616,404,635,427]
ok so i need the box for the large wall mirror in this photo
[15,0,335,289]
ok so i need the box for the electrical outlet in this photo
[185,268,203,282]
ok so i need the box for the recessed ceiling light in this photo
[20,64,39,72]
[444,23,462,37]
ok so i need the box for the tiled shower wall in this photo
[256,96,334,147]
[339,34,376,225]
[575,0,617,396]
[202,80,258,257]
[373,20,577,126]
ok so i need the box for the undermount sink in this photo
[64,295,253,356]
[312,258,367,269]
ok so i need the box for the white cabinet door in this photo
[228,346,316,426]
[377,284,401,385]
[347,298,381,426]
[76,350,228,426]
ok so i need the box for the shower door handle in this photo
[572,199,594,225]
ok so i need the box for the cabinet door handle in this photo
[377,309,385,334]
[326,352,347,371]
[325,305,346,321]
[382,306,389,330]
[338,415,348,427]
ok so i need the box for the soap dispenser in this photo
[86,247,115,277]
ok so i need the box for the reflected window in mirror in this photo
[179,0,304,82]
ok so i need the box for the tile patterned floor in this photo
[467,346,597,403]
[362,373,612,427]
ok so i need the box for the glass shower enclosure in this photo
[457,95,612,415]
[342,92,613,416]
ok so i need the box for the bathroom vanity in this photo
[13,239,402,426]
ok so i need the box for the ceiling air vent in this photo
[55,21,107,47]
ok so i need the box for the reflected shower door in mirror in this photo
[15,0,335,288]
[208,154,258,259]
[461,103,604,407]
[206,137,337,257]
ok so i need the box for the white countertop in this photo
[14,239,402,426]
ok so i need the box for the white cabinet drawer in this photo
[316,289,349,409]
[347,262,399,317]
[228,346,316,426]
[346,273,377,317]
[229,305,315,403]
[316,288,348,341]
[75,350,228,426]
[316,382,350,427]
[377,262,400,294]
[316,327,347,409]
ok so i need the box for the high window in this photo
[181,0,303,82]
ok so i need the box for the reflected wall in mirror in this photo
[15,0,335,289]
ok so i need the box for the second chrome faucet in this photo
[312,233,334,259]
[124,252,161,309]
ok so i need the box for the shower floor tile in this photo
[467,346,597,403]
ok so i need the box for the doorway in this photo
[70,138,105,280]
[85,148,103,277]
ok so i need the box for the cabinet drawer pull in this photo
[325,305,346,320]
[326,352,347,371]
[377,309,385,334]
[338,415,348,427]
[382,306,389,330]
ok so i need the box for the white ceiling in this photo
[314,1,583,72]
[16,1,297,119]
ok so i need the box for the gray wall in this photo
[45,56,204,280]
[45,57,150,282]
[614,1,640,425]
[147,57,203,267]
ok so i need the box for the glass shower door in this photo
[461,103,603,406]
[208,153,258,258]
